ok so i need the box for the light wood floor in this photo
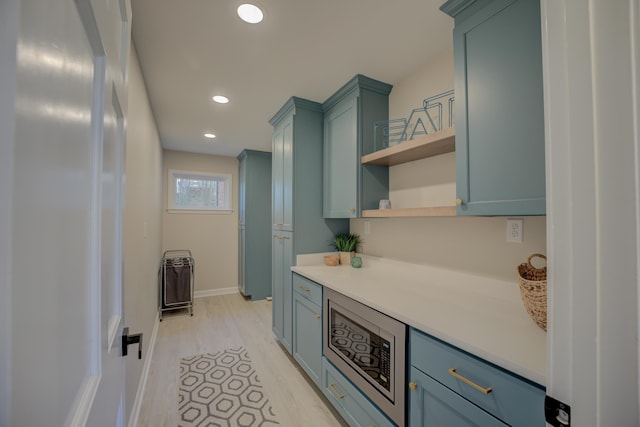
[137,293,348,426]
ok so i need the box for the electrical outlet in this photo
[364,220,371,235]
[506,218,524,243]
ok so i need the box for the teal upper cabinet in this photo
[322,75,392,218]
[271,111,294,231]
[441,0,546,216]
[323,94,358,218]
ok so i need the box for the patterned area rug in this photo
[178,347,279,427]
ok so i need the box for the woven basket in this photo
[516,253,547,331]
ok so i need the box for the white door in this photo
[9,0,131,425]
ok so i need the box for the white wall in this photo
[123,45,163,424]
[162,150,239,295]
[389,48,455,125]
[389,49,456,209]
[352,48,547,283]
[352,216,546,281]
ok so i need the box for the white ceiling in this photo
[131,0,454,158]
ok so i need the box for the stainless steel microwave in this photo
[324,288,406,426]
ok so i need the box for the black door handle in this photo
[122,327,143,359]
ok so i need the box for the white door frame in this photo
[541,0,640,424]
[0,1,19,425]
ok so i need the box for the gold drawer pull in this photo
[329,383,344,399]
[298,285,310,293]
[448,368,493,395]
[408,381,417,391]
[315,314,320,319]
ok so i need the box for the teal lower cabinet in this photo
[409,367,506,426]
[292,274,323,387]
[322,357,396,427]
[292,274,395,426]
[272,231,293,354]
[408,328,545,427]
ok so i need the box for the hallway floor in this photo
[137,293,347,426]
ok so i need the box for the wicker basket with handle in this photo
[516,253,547,331]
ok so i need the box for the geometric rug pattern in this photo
[178,347,280,427]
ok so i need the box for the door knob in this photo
[122,327,143,359]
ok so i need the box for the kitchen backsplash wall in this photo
[162,150,239,294]
[352,47,547,282]
[351,216,546,282]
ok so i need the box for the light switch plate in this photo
[506,218,523,243]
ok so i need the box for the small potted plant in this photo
[330,233,362,265]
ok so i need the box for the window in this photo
[168,169,232,212]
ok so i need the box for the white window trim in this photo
[167,169,233,213]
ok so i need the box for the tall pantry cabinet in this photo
[269,97,348,354]
[237,149,272,300]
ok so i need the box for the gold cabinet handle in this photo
[328,383,344,399]
[455,198,463,206]
[298,285,310,293]
[315,314,321,319]
[408,381,417,391]
[448,368,492,394]
[350,207,356,213]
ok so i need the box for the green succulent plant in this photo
[330,233,362,253]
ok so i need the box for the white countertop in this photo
[292,253,547,386]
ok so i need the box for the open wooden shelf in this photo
[361,206,457,218]
[361,127,456,166]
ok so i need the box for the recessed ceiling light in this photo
[204,133,216,139]
[212,95,229,104]
[237,4,263,24]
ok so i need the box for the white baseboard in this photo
[127,287,236,426]
[127,314,160,427]
[194,287,238,299]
